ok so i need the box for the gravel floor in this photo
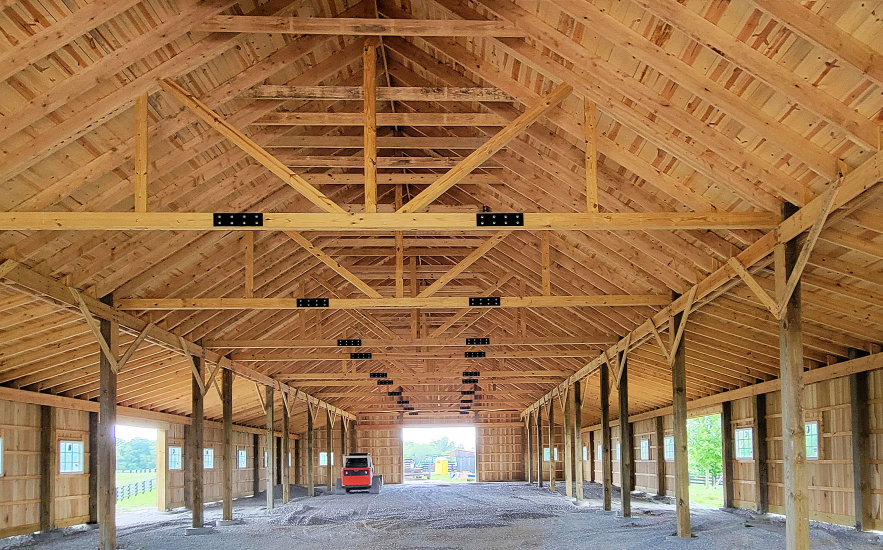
[3,482,881,549]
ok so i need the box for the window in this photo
[264,451,268,468]
[640,438,650,461]
[203,448,214,469]
[805,421,819,460]
[238,449,247,469]
[319,452,334,467]
[168,446,182,470]
[543,447,550,462]
[582,446,588,461]
[288,453,292,467]
[664,436,674,461]
[59,441,84,474]
[735,428,753,460]
[553,448,558,461]
[596,444,602,461]
[615,442,620,460]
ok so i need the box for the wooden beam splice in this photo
[0,211,782,231]
[430,273,513,337]
[179,336,206,396]
[196,16,527,36]
[726,257,779,318]
[69,288,119,373]
[584,98,598,213]
[134,93,148,213]
[668,287,696,367]
[158,78,345,214]
[0,259,19,281]
[118,294,670,310]
[418,231,509,298]
[775,183,841,319]
[398,83,573,213]
[286,231,382,298]
[363,39,378,214]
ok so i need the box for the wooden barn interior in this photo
[0,0,881,548]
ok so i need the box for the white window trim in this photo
[203,447,214,470]
[59,440,85,474]
[735,428,753,460]
[805,421,820,460]
[237,449,247,469]
[663,436,674,461]
[640,438,650,461]
[168,446,183,470]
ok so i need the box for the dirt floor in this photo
[3,481,881,549]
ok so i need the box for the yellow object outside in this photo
[434,457,449,475]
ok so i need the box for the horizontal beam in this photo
[253,111,505,126]
[245,85,514,101]
[299,173,501,184]
[285,379,561,386]
[280,370,568,379]
[0,212,781,232]
[231,350,593,361]
[267,136,497,149]
[204,336,613,348]
[277,156,503,169]
[118,295,669,310]
[197,16,527,36]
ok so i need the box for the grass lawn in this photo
[116,471,156,485]
[689,484,723,508]
[117,489,157,511]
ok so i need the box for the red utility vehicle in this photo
[335,452,383,494]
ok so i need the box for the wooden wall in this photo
[296,424,343,488]
[357,414,403,484]
[476,412,523,481]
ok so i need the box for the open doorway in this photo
[402,426,476,483]
[115,424,159,513]
[687,414,723,508]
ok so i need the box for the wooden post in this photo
[326,409,334,493]
[778,202,809,550]
[348,418,357,453]
[753,394,769,513]
[39,405,56,533]
[588,431,596,483]
[600,361,612,511]
[134,93,148,212]
[535,408,543,488]
[618,353,631,517]
[307,407,315,497]
[265,386,275,510]
[721,401,735,508]
[671,292,691,537]
[563,388,574,498]
[524,414,532,484]
[222,369,234,520]
[282,404,291,503]
[157,430,169,511]
[88,411,98,525]
[190,347,205,529]
[339,413,348,484]
[183,426,192,508]
[98,293,117,548]
[547,403,555,492]
[573,381,584,500]
[848,348,872,531]
[654,416,665,496]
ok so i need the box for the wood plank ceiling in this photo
[0,0,880,431]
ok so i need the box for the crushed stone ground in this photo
[3,481,881,549]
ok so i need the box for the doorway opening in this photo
[402,426,476,483]
[114,424,159,513]
[687,413,723,508]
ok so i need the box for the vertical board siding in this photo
[54,408,90,528]
[0,401,41,538]
[357,414,403,484]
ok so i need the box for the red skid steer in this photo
[334,452,383,494]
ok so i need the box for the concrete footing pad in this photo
[32,531,63,542]
[573,499,592,507]
[184,526,214,536]
[216,519,243,526]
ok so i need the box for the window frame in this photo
[168,445,183,470]
[805,421,820,460]
[640,438,650,461]
[582,446,588,461]
[203,447,214,470]
[663,436,674,461]
[543,447,551,462]
[735,427,754,460]
[237,448,247,469]
[596,444,602,461]
[59,440,85,474]
[615,442,620,461]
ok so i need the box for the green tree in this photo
[116,438,157,470]
[687,414,722,486]
[403,437,458,465]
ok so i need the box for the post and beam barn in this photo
[0,0,881,548]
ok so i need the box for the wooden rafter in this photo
[363,38,378,214]
[430,273,514,338]
[197,16,527,36]
[286,232,382,299]
[158,78,345,214]
[398,83,573,213]
[584,99,598,213]
[244,232,255,299]
[134,93,148,213]
[244,85,514,101]
[418,231,509,298]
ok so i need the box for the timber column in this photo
[778,203,808,550]
[848,348,871,531]
[189,344,205,530]
[282,401,291,504]
[326,409,334,493]
[563,387,574,498]
[573,381,584,501]
[618,352,631,517]
[672,292,691,537]
[98,293,117,549]
[265,387,275,510]
[535,408,543,488]
[525,413,532,484]
[307,407,315,497]
[600,361,612,511]
[547,402,555,492]
[221,369,234,521]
